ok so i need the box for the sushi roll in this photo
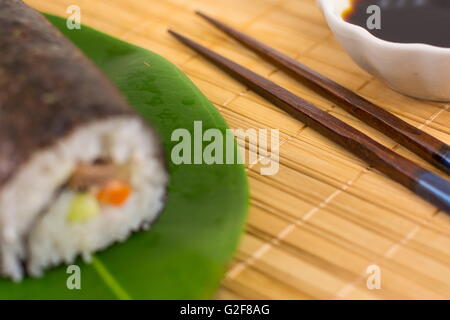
[0,0,168,280]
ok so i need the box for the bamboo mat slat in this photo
[25,0,450,300]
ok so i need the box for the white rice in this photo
[0,117,168,281]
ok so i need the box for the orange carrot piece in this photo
[96,180,132,207]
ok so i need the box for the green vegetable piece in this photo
[67,193,100,223]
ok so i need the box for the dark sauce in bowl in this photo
[343,0,450,48]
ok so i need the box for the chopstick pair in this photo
[168,13,450,213]
[195,12,450,176]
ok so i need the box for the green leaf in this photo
[0,14,248,300]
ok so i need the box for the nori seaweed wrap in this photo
[0,0,168,280]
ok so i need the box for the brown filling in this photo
[67,160,129,191]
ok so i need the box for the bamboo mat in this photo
[26,0,450,300]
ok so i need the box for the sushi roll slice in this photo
[0,0,168,280]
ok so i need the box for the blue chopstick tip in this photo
[416,172,450,214]
[441,149,450,171]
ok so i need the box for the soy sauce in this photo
[343,0,450,48]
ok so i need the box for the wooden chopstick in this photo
[168,29,450,214]
[195,12,450,176]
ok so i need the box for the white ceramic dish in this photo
[317,0,450,101]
